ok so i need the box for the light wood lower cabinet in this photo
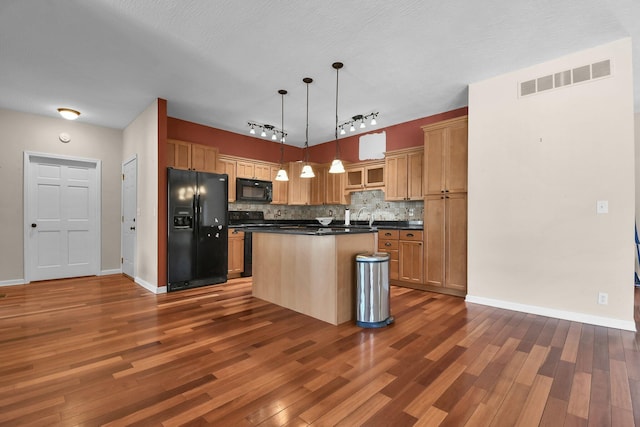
[228,230,245,278]
[398,230,423,284]
[424,193,467,295]
[378,229,423,286]
[378,229,399,280]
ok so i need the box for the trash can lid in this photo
[356,252,390,263]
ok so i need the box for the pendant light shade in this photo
[275,89,289,182]
[329,62,345,174]
[300,77,315,178]
[329,158,345,174]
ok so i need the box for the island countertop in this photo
[240,225,378,235]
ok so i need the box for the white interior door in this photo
[121,157,137,278]
[25,153,100,282]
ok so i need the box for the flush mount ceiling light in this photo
[274,89,289,182]
[329,62,345,174]
[300,77,315,179]
[57,108,80,120]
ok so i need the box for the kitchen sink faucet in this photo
[356,207,375,227]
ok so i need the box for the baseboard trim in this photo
[100,268,121,276]
[0,279,26,287]
[134,277,167,294]
[465,294,637,332]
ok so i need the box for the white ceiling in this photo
[1,0,638,147]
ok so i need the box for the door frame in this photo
[23,151,102,283]
[121,155,137,279]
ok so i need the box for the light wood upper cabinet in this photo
[236,161,255,179]
[345,160,385,191]
[287,162,311,205]
[167,139,218,173]
[384,147,423,201]
[326,168,348,205]
[270,165,289,205]
[216,156,237,202]
[309,164,326,206]
[254,163,272,181]
[423,116,468,195]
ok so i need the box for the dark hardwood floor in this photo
[0,275,638,426]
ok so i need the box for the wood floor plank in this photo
[0,275,637,426]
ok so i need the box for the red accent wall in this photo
[308,107,468,163]
[167,106,468,165]
[157,98,168,287]
[168,117,302,163]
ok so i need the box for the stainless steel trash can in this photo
[356,252,394,328]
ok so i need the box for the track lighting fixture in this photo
[339,112,379,133]
[248,121,287,142]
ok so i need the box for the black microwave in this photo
[236,178,272,203]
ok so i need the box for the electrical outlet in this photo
[598,292,608,305]
[409,208,414,217]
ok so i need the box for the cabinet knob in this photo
[384,232,392,236]
[406,233,414,237]
[385,242,391,247]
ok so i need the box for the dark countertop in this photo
[239,225,378,236]
[230,220,423,231]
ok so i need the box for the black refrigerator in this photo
[167,168,228,292]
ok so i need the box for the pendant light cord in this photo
[334,64,341,158]
[305,81,309,162]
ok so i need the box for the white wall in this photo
[0,109,123,283]
[467,38,636,331]
[123,100,160,292]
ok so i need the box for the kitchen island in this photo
[249,226,377,325]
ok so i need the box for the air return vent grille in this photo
[519,59,611,97]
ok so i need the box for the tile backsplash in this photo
[230,190,424,222]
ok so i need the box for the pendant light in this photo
[329,62,345,174]
[300,77,315,178]
[274,89,289,181]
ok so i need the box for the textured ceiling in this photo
[1,0,638,147]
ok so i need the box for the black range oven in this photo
[228,210,265,277]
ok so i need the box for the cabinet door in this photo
[399,240,423,283]
[445,120,468,194]
[326,170,347,205]
[424,128,445,195]
[445,193,467,291]
[270,166,289,205]
[384,155,407,201]
[345,167,364,190]
[217,159,237,202]
[287,162,310,205]
[191,145,218,173]
[228,231,245,275]
[254,163,271,181]
[236,161,255,178]
[167,139,191,170]
[424,195,445,287]
[406,150,424,200]
[309,165,326,205]
[365,164,385,188]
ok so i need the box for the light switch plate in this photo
[596,200,608,214]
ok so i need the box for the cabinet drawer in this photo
[378,239,399,251]
[400,230,423,241]
[378,229,399,240]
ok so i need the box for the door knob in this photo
[130,226,136,230]
[31,223,37,228]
